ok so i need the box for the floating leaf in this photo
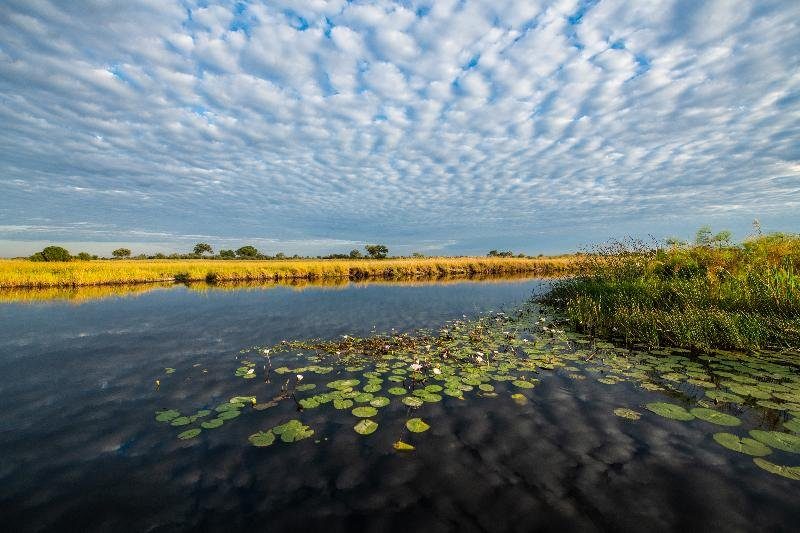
[363,383,382,393]
[155,409,180,422]
[333,399,354,410]
[784,418,800,433]
[164,367,176,374]
[249,430,275,447]
[705,390,745,403]
[613,408,641,420]
[512,380,536,389]
[177,428,201,440]
[352,406,378,418]
[511,393,527,405]
[393,440,415,451]
[353,392,374,403]
[689,408,741,426]
[201,418,224,429]
[402,396,424,407]
[370,396,390,408]
[217,409,241,420]
[327,379,360,390]
[753,458,800,480]
[713,432,771,456]
[406,418,430,433]
[645,402,695,421]
[424,384,443,393]
[749,430,800,453]
[272,420,314,443]
[296,383,316,392]
[298,398,319,409]
[388,387,407,395]
[354,419,378,435]
[478,383,495,392]
[170,416,191,426]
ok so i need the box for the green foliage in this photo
[31,246,71,262]
[112,248,131,258]
[488,250,515,257]
[545,231,800,351]
[193,242,213,255]
[75,252,93,261]
[365,244,388,259]
[218,249,235,259]
[349,249,363,258]
[236,245,259,258]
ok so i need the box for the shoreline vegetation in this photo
[0,256,578,289]
[544,231,800,352]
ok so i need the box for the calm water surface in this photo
[0,279,797,532]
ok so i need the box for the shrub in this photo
[112,248,131,258]
[219,249,235,259]
[31,246,71,262]
[236,245,259,258]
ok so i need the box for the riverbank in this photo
[543,233,800,351]
[0,256,578,288]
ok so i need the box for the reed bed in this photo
[0,256,577,289]
[544,233,800,351]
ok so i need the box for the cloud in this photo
[0,0,798,256]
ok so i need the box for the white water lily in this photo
[247,368,255,374]
[410,363,423,371]
[432,367,442,375]
[296,374,303,381]
[476,356,484,363]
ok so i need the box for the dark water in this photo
[0,279,797,532]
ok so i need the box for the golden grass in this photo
[0,256,578,289]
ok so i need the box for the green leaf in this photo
[511,393,527,405]
[689,408,741,426]
[645,402,695,421]
[753,458,800,480]
[402,396,424,407]
[155,409,180,422]
[327,379,360,390]
[201,418,224,429]
[296,383,316,392]
[749,430,800,453]
[393,440,415,451]
[713,432,771,456]
[249,430,275,447]
[352,406,378,418]
[388,387,407,395]
[406,417,430,433]
[613,407,641,420]
[333,399,354,409]
[354,419,378,435]
[170,416,191,426]
[512,380,536,389]
[217,409,241,420]
[370,396,390,408]
[784,418,800,433]
[177,428,201,440]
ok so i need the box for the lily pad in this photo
[613,408,641,420]
[370,396,390,408]
[217,409,241,420]
[201,418,224,429]
[753,458,800,480]
[170,416,191,426]
[272,420,314,443]
[333,399,354,410]
[511,393,527,405]
[354,419,378,435]
[393,440,415,451]
[402,396,424,407]
[177,428,201,440]
[388,387,407,395]
[749,430,800,453]
[705,390,745,403]
[296,383,316,392]
[249,430,275,447]
[784,418,800,433]
[352,406,378,418]
[512,380,536,389]
[155,409,180,422]
[646,402,695,421]
[713,432,771,456]
[406,418,430,433]
[327,379,360,390]
[478,383,495,392]
[689,408,741,426]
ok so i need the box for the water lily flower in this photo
[432,367,442,375]
[410,363,423,371]
[247,368,255,374]
[296,374,303,381]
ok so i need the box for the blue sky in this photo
[0,0,798,257]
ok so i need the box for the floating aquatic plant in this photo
[406,418,430,433]
[712,433,771,456]
[354,419,378,435]
[646,402,695,421]
[613,408,641,420]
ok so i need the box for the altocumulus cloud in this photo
[0,0,798,256]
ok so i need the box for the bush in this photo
[219,249,235,259]
[30,246,71,262]
[75,252,93,261]
[112,248,131,258]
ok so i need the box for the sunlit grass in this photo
[545,233,800,351]
[0,256,578,289]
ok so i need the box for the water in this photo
[0,279,798,532]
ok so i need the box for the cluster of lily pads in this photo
[153,301,800,479]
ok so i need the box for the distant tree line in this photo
[25,243,399,262]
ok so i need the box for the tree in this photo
[411,252,425,258]
[712,230,732,247]
[275,252,286,259]
[236,245,259,258]
[31,246,71,262]
[695,225,712,246]
[219,249,235,259]
[364,244,388,259]
[349,249,363,259]
[75,252,92,261]
[112,248,131,258]
[193,242,213,255]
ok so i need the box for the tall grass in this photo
[544,233,800,351]
[0,256,577,289]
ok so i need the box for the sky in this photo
[0,0,799,257]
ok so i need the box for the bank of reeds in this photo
[0,256,577,289]
[544,233,800,351]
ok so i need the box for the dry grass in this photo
[0,256,578,289]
